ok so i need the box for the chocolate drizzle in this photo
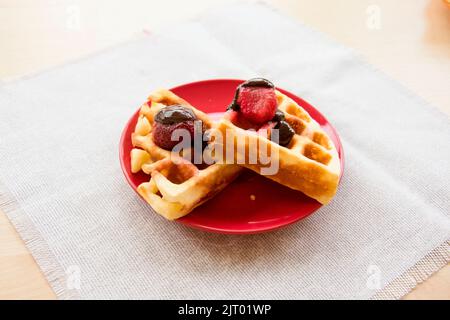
[241,78,274,88]
[154,105,197,125]
[274,120,295,146]
[227,78,275,111]
[272,109,285,122]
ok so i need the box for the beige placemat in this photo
[0,3,449,299]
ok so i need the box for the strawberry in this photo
[152,105,197,151]
[226,110,259,130]
[237,87,277,125]
[152,121,195,151]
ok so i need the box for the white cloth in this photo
[0,3,449,299]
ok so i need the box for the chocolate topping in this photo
[227,78,275,111]
[274,120,295,146]
[227,89,241,111]
[241,78,274,88]
[154,105,197,125]
[272,109,285,122]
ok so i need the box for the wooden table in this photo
[0,0,449,300]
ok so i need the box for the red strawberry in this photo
[237,87,277,125]
[226,110,259,130]
[152,121,195,151]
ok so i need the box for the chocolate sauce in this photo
[154,105,196,125]
[241,78,274,88]
[274,120,295,146]
[227,78,275,111]
[272,109,285,122]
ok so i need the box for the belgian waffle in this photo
[131,89,242,220]
[214,90,341,204]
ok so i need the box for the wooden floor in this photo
[0,0,449,299]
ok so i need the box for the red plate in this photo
[119,79,344,234]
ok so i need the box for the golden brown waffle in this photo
[131,89,242,220]
[215,90,341,204]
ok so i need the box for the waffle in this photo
[131,89,242,220]
[214,90,341,204]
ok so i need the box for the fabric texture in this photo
[0,3,449,299]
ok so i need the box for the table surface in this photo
[0,0,449,300]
